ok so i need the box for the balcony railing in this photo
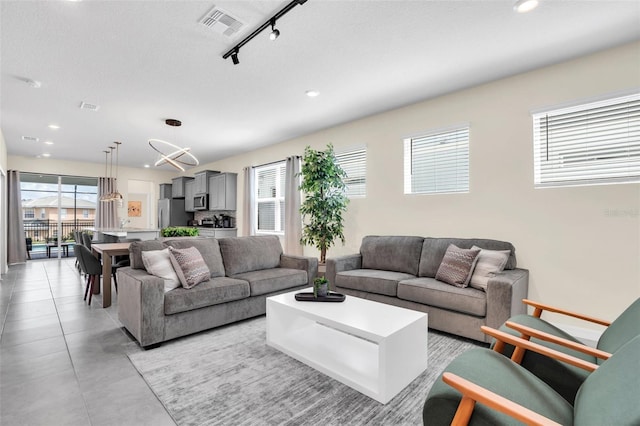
[24,219,95,244]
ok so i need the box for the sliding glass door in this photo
[20,173,97,259]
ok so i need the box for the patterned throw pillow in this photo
[168,246,210,289]
[141,248,181,292]
[469,246,511,291]
[435,244,481,288]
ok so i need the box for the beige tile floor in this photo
[0,258,175,425]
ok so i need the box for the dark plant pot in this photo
[314,282,328,298]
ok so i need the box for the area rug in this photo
[127,316,482,426]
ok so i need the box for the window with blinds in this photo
[403,126,470,194]
[255,162,286,233]
[533,93,640,188]
[335,146,367,197]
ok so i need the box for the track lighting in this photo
[222,0,308,65]
[513,0,539,13]
[269,19,280,41]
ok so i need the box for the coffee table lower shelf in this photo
[266,295,428,404]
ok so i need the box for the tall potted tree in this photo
[299,144,349,264]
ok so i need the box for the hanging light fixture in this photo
[111,141,124,207]
[99,149,111,202]
[148,119,199,172]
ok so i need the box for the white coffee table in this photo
[266,289,428,404]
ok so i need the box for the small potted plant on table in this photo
[313,276,329,298]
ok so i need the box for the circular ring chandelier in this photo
[148,118,199,171]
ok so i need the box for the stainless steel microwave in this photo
[194,195,208,210]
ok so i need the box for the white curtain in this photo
[242,167,255,236]
[95,177,117,229]
[7,170,26,264]
[284,156,303,255]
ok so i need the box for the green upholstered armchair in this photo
[423,329,640,426]
[495,298,640,403]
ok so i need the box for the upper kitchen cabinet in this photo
[209,173,237,211]
[185,179,195,212]
[194,170,219,195]
[172,177,193,199]
[159,183,172,199]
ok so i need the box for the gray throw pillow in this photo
[435,244,481,288]
[469,245,511,291]
[168,246,210,289]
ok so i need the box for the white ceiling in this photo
[1,0,639,170]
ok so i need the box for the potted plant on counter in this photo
[160,227,199,238]
[299,144,349,265]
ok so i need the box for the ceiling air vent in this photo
[199,5,244,37]
[22,136,39,142]
[79,101,100,111]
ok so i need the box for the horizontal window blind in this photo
[255,162,286,233]
[335,146,367,197]
[533,93,640,188]
[403,126,470,194]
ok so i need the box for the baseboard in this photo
[550,322,603,347]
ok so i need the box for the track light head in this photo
[231,50,239,65]
[269,18,280,41]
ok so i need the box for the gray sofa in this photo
[326,236,529,343]
[117,235,318,347]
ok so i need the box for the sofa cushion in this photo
[398,277,487,316]
[140,248,181,292]
[130,240,167,270]
[168,246,210,289]
[435,244,481,288]
[360,236,424,275]
[164,277,250,315]
[231,268,307,297]
[336,269,416,297]
[469,245,511,291]
[419,238,517,278]
[164,237,225,278]
[218,236,282,276]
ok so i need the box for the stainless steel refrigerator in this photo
[158,199,192,228]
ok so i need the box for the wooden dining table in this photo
[91,242,131,308]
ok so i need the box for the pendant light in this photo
[99,149,111,202]
[148,119,199,171]
[111,141,123,206]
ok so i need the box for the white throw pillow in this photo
[141,248,181,292]
[469,245,511,291]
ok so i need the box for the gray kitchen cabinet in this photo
[185,179,195,212]
[172,177,192,199]
[197,228,216,238]
[159,183,172,199]
[208,173,237,211]
[194,170,219,195]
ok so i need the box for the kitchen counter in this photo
[89,228,160,241]
[196,227,237,238]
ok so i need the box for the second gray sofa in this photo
[326,236,529,343]
[117,235,318,347]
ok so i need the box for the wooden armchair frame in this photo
[523,299,610,326]
[442,326,599,426]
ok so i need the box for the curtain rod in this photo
[253,156,301,169]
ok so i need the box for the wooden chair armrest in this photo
[522,299,611,326]
[481,326,599,372]
[442,372,562,426]
[505,321,611,361]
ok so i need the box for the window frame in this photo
[403,124,470,195]
[254,161,286,235]
[532,92,640,188]
[335,145,367,198]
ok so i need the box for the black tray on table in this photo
[294,292,346,302]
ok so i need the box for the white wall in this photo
[0,130,7,274]
[7,156,176,228]
[196,41,640,328]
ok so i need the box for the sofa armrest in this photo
[280,254,318,285]
[485,268,529,333]
[326,254,362,289]
[117,267,165,347]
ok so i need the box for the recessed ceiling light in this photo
[48,124,60,129]
[25,79,41,88]
[513,0,539,13]
[305,90,320,98]
[44,141,54,145]
[144,164,150,168]
[42,153,51,157]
